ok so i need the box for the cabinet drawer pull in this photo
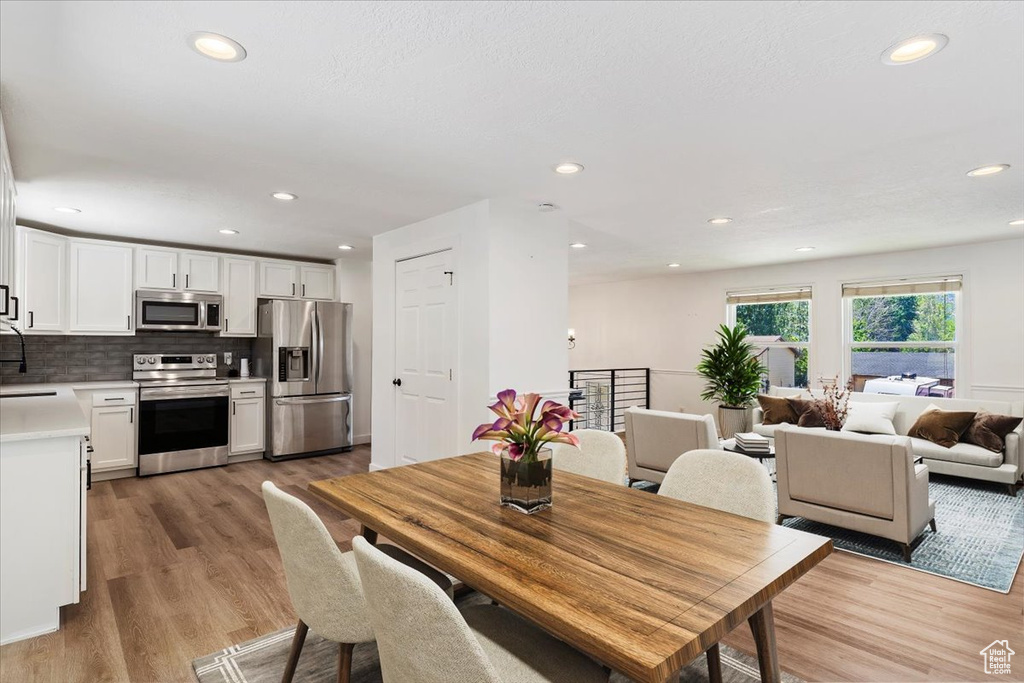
[104,397,125,401]
[240,390,256,395]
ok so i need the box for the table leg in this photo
[748,601,781,683]
[360,525,378,545]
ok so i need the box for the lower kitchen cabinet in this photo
[78,389,137,473]
[230,383,265,455]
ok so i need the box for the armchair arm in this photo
[1004,431,1021,481]
[752,406,764,427]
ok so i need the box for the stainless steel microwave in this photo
[135,290,222,332]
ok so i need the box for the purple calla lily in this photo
[472,389,581,462]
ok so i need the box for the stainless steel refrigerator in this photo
[254,299,354,461]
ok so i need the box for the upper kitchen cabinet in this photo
[258,260,298,298]
[300,265,335,300]
[222,257,257,336]
[16,227,67,332]
[135,248,178,290]
[68,240,133,334]
[182,252,220,292]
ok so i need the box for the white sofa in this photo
[753,386,1023,491]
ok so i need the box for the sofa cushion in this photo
[757,394,799,426]
[962,410,1024,453]
[753,422,778,438]
[907,405,976,448]
[909,437,1003,468]
[842,401,899,435]
[788,398,826,428]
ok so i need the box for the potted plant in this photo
[696,324,766,439]
[472,389,580,514]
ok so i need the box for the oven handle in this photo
[275,395,351,406]
[140,388,230,401]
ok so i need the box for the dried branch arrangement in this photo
[819,376,854,431]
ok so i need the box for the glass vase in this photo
[499,447,552,514]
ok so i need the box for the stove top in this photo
[133,352,220,384]
[135,377,229,387]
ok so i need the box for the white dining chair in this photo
[262,482,452,683]
[550,429,627,485]
[351,535,610,683]
[657,448,777,681]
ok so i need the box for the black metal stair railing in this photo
[568,368,650,433]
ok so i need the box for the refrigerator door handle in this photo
[275,395,351,406]
[316,306,325,387]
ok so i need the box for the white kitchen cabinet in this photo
[135,248,178,290]
[300,265,335,300]
[222,257,257,336]
[230,384,265,454]
[17,227,66,332]
[68,240,133,334]
[89,399,136,472]
[182,252,220,292]
[259,261,298,298]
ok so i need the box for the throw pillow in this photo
[757,394,799,425]
[907,404,977,448]
[962,410,1024,453]
[786,397,826,428]
[841,401,900,435]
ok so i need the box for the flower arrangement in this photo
[472,389,580,462]
[817,376,854,431]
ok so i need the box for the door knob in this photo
[392,378,402,387]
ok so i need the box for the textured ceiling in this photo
[1,1,1022,281]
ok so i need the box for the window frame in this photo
[726,286,813,390]
[842,276,962,390]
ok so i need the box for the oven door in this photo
[138,386,229,475]
[136,298,205,331]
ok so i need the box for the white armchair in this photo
[623,407,720,484]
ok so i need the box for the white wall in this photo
[335,258,372,444]
[372,199,570,470]
[569,237,1024,414]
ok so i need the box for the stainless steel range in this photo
[134,353,229,476]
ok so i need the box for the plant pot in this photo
[500,447,552,514]
[718,406,750,440]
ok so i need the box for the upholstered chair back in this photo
[550,429,627,485]
[262,482,374,644]
[658,449,776,523]
[352,536,501,683]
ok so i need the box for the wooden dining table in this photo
[309,452,832,683]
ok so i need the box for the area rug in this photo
[780,474,1024,593]
[192,592,803,683]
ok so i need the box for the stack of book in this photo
[734,432,771,454]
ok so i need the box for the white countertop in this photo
[0,385,90,443]
[223,377,267,384]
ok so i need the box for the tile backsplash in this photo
[0,333,255,385]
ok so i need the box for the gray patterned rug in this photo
[633,475,1023,593]
[192,592,803,683]
[782,474,1024,593]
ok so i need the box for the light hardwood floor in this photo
[0,448,1020,683]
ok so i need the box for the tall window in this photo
[844,276,961,394]
[727,287,811,388]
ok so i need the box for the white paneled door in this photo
[394,250,456,465]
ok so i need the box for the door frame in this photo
[393,248,457,466]
[372,233,463,470]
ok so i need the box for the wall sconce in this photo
[568,328,576,350]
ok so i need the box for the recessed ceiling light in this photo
[188,32,247,62]
[881,34,948,65]
[1010,219,1024,226]
[272,192,298,200]
[553,162,584,175]
[707,217,732,225]
[966,164,1010,177]
[54,207,81,213]
[338,244,354,250]
[538,203,558,212]
[667,263,681,268]
[569,242,587,249]
[795,246,815,252]
[219,229,238,235]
